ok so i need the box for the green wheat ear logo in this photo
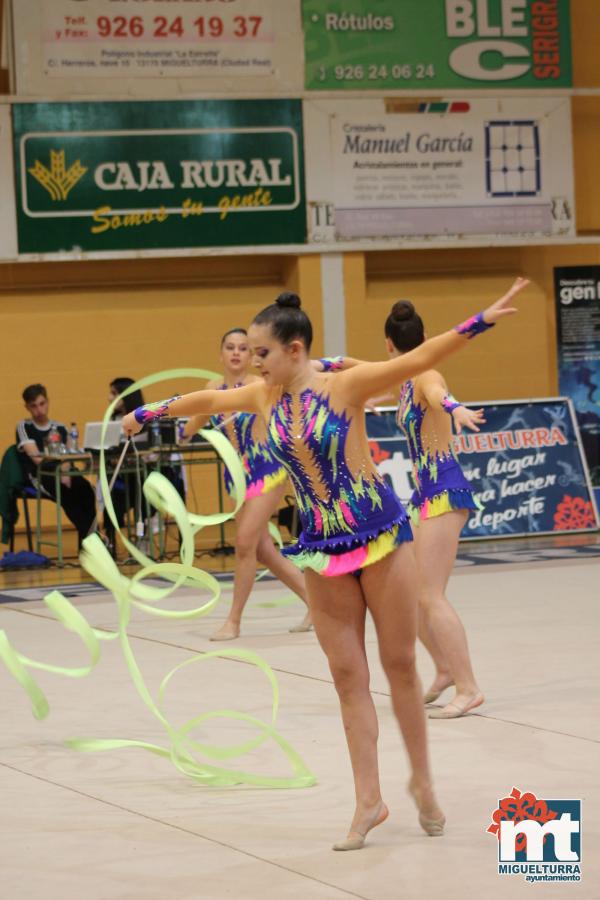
[28,149,87,201]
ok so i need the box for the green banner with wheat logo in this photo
[13,99,306,253]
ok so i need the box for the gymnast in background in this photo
[385,300,488,719]
[183,328,311,640]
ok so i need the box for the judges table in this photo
[35,440,226,566]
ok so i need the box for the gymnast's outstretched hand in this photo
[452,406,485,435]
[482,276,530,324]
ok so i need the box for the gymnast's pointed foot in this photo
[423,674,454,705]
[332,800,389,851]
[408,778,445,836]
[428,691,484,719]
[209,621,240,641]
[289,609,314,633]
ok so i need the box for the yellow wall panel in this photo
[572,98,600,233]
[282,253,324,357]
[571,0,600,87]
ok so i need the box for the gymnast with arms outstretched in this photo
[123,279,527,851]
[316,288,532,718]
[182,327,311,640]
[385,300,490,718]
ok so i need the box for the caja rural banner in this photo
[304,96,574,242]
[12,100,306,253]
[366,399,599,539]
[10,0,301,96]
[0,105,18,259]
[303,0,572,91]
[554,267,600,488]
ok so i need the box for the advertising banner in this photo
[0,106,18,259]
[303,0,572,91]
[12,100,306,254]
[366,399,599,539]
[554,267,600,488]
[304,96,574,242]
[10,0,301,96]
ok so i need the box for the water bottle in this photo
[69,422,80,454]
[177,419,186,443]
[150,419,161,447]
[46,423,62,455]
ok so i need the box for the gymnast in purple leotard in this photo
[182,327,311,641]
[385,299,487,720]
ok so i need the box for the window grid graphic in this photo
[485,120,541,198]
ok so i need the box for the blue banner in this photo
[554,266,600,488]
[366,399,598,539]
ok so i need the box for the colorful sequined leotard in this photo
[210,383,287,500]
[266,384,412,576]
[397,379,480,522]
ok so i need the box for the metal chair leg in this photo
[22,494,33,552]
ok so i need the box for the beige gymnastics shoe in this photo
[332,802,389,851]
[428,693,484,719]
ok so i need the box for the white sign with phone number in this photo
[42,0,274,77]
[12,0,302,94]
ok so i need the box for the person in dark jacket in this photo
[16,383,96,548]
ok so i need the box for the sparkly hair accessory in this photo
[319,356,344,372]
[441,392,462,414]
[133,395,181,425]
[454,312,494,340]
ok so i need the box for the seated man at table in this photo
[16,383,96,549]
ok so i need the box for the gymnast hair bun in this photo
[390,300,415,322]
[275,292,302,310]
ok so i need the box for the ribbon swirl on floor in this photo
[0,369,315,789]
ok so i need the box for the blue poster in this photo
[366,399,598,540]
[554,267,600,489]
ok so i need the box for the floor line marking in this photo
[0,761,368,900]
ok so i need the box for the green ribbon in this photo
[0,588,118,721]
[1,369,316,789]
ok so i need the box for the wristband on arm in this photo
[454,312,495,340]
[441,392,463,414]
[133,396,182,425]
[318,356,344,372]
